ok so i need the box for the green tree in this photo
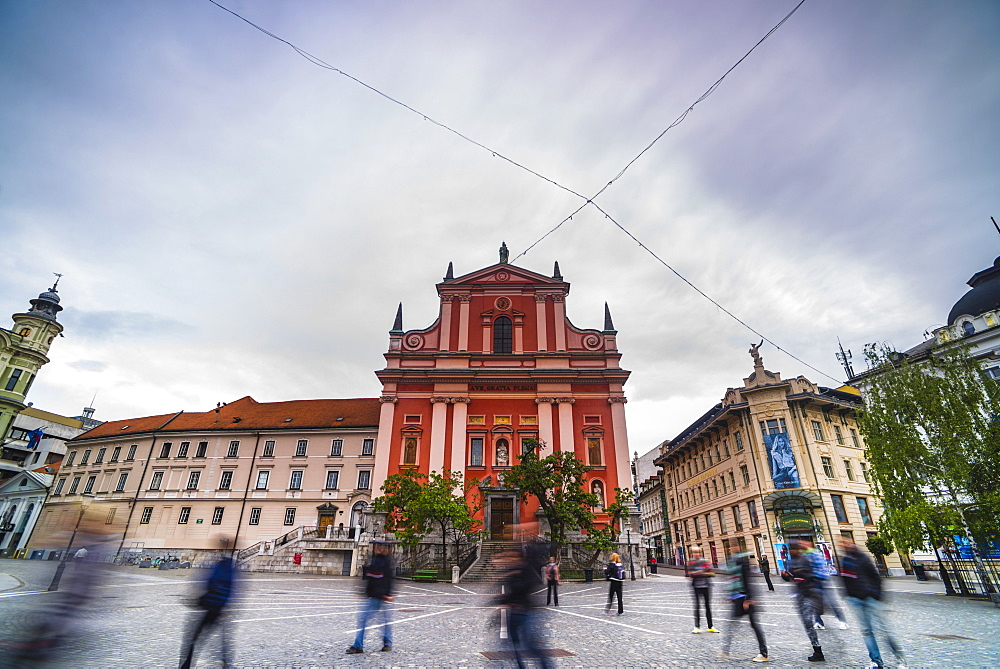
[502,441,599,552]
[857,342,1000,581]
[373,469,481,573]
[580,487,634,568]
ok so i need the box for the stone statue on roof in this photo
[749,340,764,368]
[499,241,509,264]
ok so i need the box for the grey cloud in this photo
[61,309,191,341]
[67,360,108,372]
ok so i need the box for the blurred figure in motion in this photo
[719,552,769,663]
[5,501,117,668]
[180,538,237,668]
[604,552,626,615]
[839,537,907,669]
[686,546,716,632]
[346,539,395,654]
[497,547,552,669]
[782,540,824,663]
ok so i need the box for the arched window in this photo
[493,316,512,354]
[351,501,368,528]
[962,321,975,336]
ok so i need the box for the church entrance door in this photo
[490,498,514,540]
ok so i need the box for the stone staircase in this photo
[461,541,519,582]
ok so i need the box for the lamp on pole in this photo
[626,528,636,581]
[48,495,93,592]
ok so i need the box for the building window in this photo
[728,471,736,491]
[69,477,81,493]
[403,437,418,465]
[248,507,261,525]
[732,505,743,531]
[289,471,303,490]
[694,516,702,539]
[4,368,22,391]
[714,444,721,461]
[325,470,340,489]
[330,439,343,456]
[186,471,201,490]
[811,420,824,441]
[857,497,873,524]
[712,479,719,498]
[834,425,844,445]
[493,316,513,353]
[295,440,308,457]
[219,471,233,490]
[178,507,191,524]
[159,443,171,459]
[362,438,375,456]
[195,442,208,458]
[469,437,484,467]
[717,509,727,534]
[54,478,66,495]
[211,507,224,525]
[740,464,750,486]
[821,456,835,478]
[84,476,96,494]
[177,442,190,458]
[227,441,239,458]
[860,462,870,483]
[831,494,848,523]
[962,320,976,336]
[66,451,76,466]
[723,439,731,457]
[587,438,602,466]
[850,429,861,448]
[358,470,371,490]
[747,500,760,527]
[105,508,116,525]
[705,513,713,536]
[149,471,164,490]
[140,507,153,524]
[284,508,296,525]
[110,446,122,463]
[262,440,275,457]
[127,444,138,461]
[81,449,91,465]
[734,432,744,451]
[255,471,269,490]
[404,415,421,424]
[95,448,106,464]
[844,460,855,481]
[115,473,128,492]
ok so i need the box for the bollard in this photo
[452,565,460,583]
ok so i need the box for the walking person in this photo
[782,540,824,662]
[803,540,848,629]
[180,549,236,668]
[720,552,769,663]
[758,553,775,591]
[497,549,553,669]
[686,546,718,633]
[604,552,625,615]
[543,555,560,606]
[347,540,395,655]
[839,538,907,669]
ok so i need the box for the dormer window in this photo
[962,321,975,336]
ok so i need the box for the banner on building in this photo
[763,432,800,488]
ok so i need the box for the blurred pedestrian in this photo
[839,538,907,669]
[686,546,718,633]
[180,548,236,668]
[803,540,848,630]
[720,552,768,663]
[758,553,775,591]
[497,549,552,669]
[543,556,560,606]
[604,552,625,615]
[347,539,394,654]
[782,540,824,662]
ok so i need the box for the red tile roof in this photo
[73,396,380,442]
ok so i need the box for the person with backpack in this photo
[543,556,561,606]
[719,552,769,663]
[604,552,625,615]
[839,537,907,669]
[686,546,718,633]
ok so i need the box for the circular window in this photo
[495,297,511,311]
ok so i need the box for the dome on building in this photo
[36,290,60,304]
[948,256,1000,325]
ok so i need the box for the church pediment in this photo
[439,263,567,290]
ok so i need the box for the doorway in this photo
[490,497,514,540]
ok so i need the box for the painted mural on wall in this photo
[763,432,800,488]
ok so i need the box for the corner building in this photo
[374,256,632,539]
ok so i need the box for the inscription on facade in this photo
[469,384,536,392]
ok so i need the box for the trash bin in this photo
[913,563,928,581]
[583,568,594,583]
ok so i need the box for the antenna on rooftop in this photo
[835,338,855,380]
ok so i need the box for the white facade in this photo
[0,470,52,556]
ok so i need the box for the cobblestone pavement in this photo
[1,560,998,668]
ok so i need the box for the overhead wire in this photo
[206,0,840,383]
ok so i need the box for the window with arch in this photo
[962,321,975,336]
[493,316,512,354]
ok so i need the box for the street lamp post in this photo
[626,528,636,581]
[48,495,93,592]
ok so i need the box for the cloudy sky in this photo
[2,0,998,456]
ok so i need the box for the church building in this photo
[373,247,632,539]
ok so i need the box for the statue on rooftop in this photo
[499,241,509,264]
[749,340,764,368]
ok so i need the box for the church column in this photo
[449,398,470,473]
[372,396,397,494]
[609,397,631,491]
[429,397,450,474]
[534,295,548,351]
[457,294,471,351]
[439,296,453,351]
[552,295,567,351]
[535,398,554,455]
[556,398,576,455]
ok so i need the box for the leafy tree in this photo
[373,469,481,573]
[580,487,634,568]
[857,342,1000,583]
[502,440,599,552]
